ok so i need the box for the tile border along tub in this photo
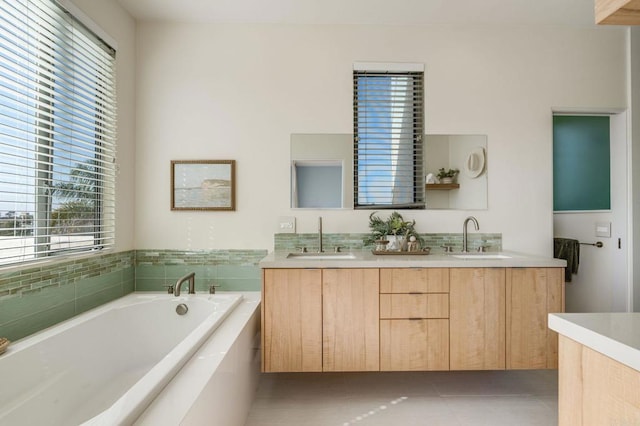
[0,249,267,342]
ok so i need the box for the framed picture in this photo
[171,160,236,211]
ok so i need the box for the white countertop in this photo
[259,250,566,269]
[548,313,640,371]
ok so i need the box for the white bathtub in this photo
[0,292,248,426]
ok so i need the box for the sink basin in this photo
[286,252,356,260]
[451,254,512,260]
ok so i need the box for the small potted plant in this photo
[437,168,459,184]
[364,211,423,251]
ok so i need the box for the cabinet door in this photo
[450,268,506,370]
[262,269,322,372]
[506,268,564,369]
[380,319,449,371]
[380,268,449,293]
[323,268,379,371]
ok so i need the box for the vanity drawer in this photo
[380,319,449,371]
[380,293,449,319]
[380,268,449,293]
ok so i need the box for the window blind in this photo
[0,0,116,265]
[353,70,424,209]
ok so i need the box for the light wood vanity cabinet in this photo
[379,268,450,371]
[262,269,322,372]
[450,268,506,370]
[448,267,564,371]
[262,265,564,373]
[323,269,380,371]
[262,268,379,372]
[506,268,564,369]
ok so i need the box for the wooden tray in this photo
[372,250,430,256]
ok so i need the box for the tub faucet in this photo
[174,272,195,297]
[462,216,479,253]
[317,216,324,253]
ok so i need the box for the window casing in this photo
[0,0,116,265]
[353,66,424,209]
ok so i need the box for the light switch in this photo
[595,221,611,238]
[278,216,296,233]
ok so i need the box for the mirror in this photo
[424,134,488,210]
[290,133,487,210]
[290,134,353,209]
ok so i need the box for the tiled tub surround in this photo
[275,232,502,253]
[0,249,266,342]
[135,249,267,293]
[0,251,135,342]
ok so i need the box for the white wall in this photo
[69,0,137,252]
[135,23,627,255]
[632,27,640,312]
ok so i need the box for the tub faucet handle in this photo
[209,284,219,294]
[164,284,175,294]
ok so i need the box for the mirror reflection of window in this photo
[290,134,352,209]
[292,161,342,208]
[289,133,488,211]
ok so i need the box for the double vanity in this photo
[259,251,566,373]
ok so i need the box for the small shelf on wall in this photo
[426,183,460,190]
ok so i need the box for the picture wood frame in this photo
[171,160,236,211]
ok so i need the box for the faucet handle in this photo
[295,246,307,253]
[334,246,343,253]
[477,245,489,253]
[209,284,219,294]
[441,245,454,253]
[163,284,175,294]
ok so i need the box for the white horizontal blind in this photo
[0,0,116,265]
[353,70,424,209]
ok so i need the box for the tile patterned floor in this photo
[245,370,558,426]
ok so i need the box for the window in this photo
[353,63,424,209]
[0,0,116,265]
[553,115,611,211]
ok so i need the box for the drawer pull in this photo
[409,317,423,321]
[408,292,424,295]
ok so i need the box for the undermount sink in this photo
[286,252,356,260]
[451,254,512,260]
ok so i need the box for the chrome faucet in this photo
[317,216,324,253]
[462,216,479,253]
[174,272,195,296]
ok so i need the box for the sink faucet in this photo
[462,216,479,253]
[317,216,324,253]
[174,272,195,296]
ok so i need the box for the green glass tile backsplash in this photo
[0,251,135,342]
[0,249,267,342]
[274,232,502,253]
[134,249,267,293]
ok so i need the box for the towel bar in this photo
[580,241,603,248]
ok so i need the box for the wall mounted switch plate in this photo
[278,216,296,233]
[595,221,611,238]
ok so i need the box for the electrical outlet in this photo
[277,216,296,233]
